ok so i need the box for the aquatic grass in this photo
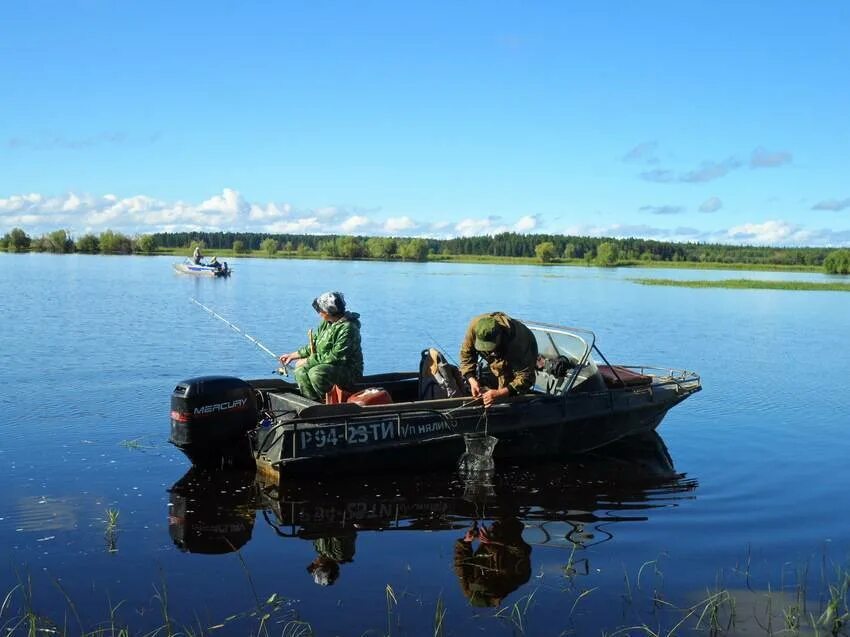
[104,508,119,554]
[622,567,633,605]
[385,584,398,637]
[494,590,537,635]
[216,547,291,636]
[1,555,848,636]
[629,277,850,292]
[119,438,155,451]
[281,620,314,637]
[693,588,736,634]
[637,558,665,592]
[1,570,296,637]
[561,543,589,582]
[818,569,850,635]
[151,580,173,637]
[1,574,57,637]
[52,576,85,636]
[569,587,597,618]
[433,594,446,637]
[105,508,120,531]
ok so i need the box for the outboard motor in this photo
[170,376,258,468]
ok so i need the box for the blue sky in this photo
[1,1,848,245]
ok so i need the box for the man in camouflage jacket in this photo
[459,312,538,406]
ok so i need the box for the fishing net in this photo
[458,432,498,473]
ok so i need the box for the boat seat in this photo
[534,370,569,395]
[268,391,321,414]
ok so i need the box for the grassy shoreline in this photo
[121,247,831,273]
[630,277,850,292]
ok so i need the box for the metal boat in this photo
[169,322,701,475]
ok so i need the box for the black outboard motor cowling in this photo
[170,376,258,466]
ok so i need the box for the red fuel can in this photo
[347,388,393,406]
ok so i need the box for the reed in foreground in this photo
[0,558,847,636]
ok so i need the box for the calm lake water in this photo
[1,253,848,636]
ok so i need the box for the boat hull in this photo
[252,377,698,476]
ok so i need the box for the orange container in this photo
[347,388,393,406]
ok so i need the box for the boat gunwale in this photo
[259,366,700,424]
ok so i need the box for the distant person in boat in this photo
[459,312,538,407]
[278,291,363,401]
[192,245,203,265]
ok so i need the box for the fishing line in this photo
[189,297,290,375]
[423,329,459,365]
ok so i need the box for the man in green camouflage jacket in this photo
[459,312,538,407]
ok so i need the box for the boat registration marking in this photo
[297,417,453,452]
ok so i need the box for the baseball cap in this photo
[474,316,502,352]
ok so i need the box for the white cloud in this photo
[339,215,371,233]
[315,206,343,221]
[384,216,416,233]
[249,202,291,222]
[724,220,814,245]
[561,220,850,247]
[3,188,850,247]
[266,217,321,233]
[454,217,512,237]
[514,215,538,232]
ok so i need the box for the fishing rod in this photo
[189,298,290,376]
[423,328,459,366]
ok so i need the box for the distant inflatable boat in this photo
[173,259,231,277]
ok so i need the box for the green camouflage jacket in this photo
[459,312,538,395]
[298,312,363,378]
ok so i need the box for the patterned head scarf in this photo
[312,291,346,316]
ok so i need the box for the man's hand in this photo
[482,387,509,407]
[468,377,481,397]
[279,351,300,366]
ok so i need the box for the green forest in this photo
[3,226,850,274]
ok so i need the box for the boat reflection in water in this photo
[167,432,696,603]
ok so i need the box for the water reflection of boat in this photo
[167,469,256,553]
[260,432,696,540]
[169,323,701,474]
[167,432,696,599]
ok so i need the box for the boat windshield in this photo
[524,322,598,395]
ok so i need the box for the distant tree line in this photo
[0,227,157,254]
[2,226,848,272]
[149,230,835,267]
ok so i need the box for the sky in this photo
[1,1,849,246]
